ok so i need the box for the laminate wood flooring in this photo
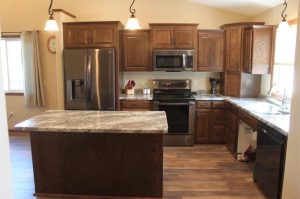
[9,135,266,199]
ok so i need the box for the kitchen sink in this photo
[245,102,290,115]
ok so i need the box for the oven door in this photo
[153,101,195,134]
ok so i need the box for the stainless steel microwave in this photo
[153,50,195,71]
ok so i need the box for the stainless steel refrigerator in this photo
[63,48,115,110]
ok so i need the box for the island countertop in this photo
[15,110,168,134]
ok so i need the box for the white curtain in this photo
[21,30,45,107]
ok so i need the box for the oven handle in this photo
[157,102,194,106]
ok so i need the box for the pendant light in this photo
[44,0,59,31]
[125,0,141,30]
[277,0,289,31]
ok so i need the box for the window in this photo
[272,23,297,98]
[1,36,24,93]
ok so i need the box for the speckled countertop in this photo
[14,110,168,134]
[119,94,290,135]
[227,98,290,135]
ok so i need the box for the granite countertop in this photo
[120,93,290,135]
[15,110,168,134]
[227,98,290,135]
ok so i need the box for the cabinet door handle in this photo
[262,129,267,134]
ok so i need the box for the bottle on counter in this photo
[143,83,150,95]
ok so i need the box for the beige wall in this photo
[282,1,300,198]
[251,0,299,95]
[0,0,251,122]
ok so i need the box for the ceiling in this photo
[189,0,284,16]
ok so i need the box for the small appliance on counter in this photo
[125,80,136,95]
[209,77,220,94]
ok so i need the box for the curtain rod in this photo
[2,31,41,34]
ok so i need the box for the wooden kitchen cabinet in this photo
[243,25,274,74]
[195,109,211,144]
[150,24,198,49]
[63,22,122,48]
[197,30,225,72]
[121,100,152,111]
[224,26,243,72]
[225,103,238,154]
[220,22,271,97]
[195,101,225,144]
[122,30,151,71]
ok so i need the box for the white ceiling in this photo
[189,0,284,16]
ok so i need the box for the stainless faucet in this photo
[267,83,289,111]
[281,89,288,111]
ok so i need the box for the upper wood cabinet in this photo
[224,26,243,72]
[197,30,225,72]
[63,22,122,48]
[122,30,151,71]
[150,24,198,49]
[243,25,274,74]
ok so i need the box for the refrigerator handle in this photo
[86,55,92,108]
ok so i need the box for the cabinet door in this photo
[224,72,241,97]
[151,27,174,49]
[90,24,116,47]
[212,125,225,144]
[243,29,253,73]
[227,130,237,153]
[211,109,225,125]
[195,109,211,144]
[63,24,90,48]
[174,26,197,49]
[251,27,273,74]
[225,26,242,72]
[122,31,151,71]
[197,30,224,71]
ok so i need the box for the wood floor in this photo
[9,135,266,199]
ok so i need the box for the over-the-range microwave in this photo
[153,49,195,71]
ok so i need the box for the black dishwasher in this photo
[254,124,287,199]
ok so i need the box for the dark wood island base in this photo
[30,132,163,198]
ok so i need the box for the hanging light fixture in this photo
[277,0,289,31]
[125,0,141,30]
[44,0,59,31]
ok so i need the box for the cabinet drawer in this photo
[121,100,152,110]
[238,109,260,130]
[196,101,211,109]
[212,101,225,109]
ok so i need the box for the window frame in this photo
[270,18,298,100]
[1,34,24,95]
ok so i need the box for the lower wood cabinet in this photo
[120,100,152,111]
[195,101,225,144]
[225,104,238,154]
[195,109,211,144]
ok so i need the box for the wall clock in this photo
[47,36,56,54]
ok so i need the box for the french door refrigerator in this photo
[63,48,115,110]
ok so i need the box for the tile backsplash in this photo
[123,71,221,92]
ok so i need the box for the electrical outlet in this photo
[8,111,14,121]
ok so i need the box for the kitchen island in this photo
[15,110,168,198]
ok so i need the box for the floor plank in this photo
[9,135,266,199]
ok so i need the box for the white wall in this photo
[282,1,300,198]
[0,21,14,199]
